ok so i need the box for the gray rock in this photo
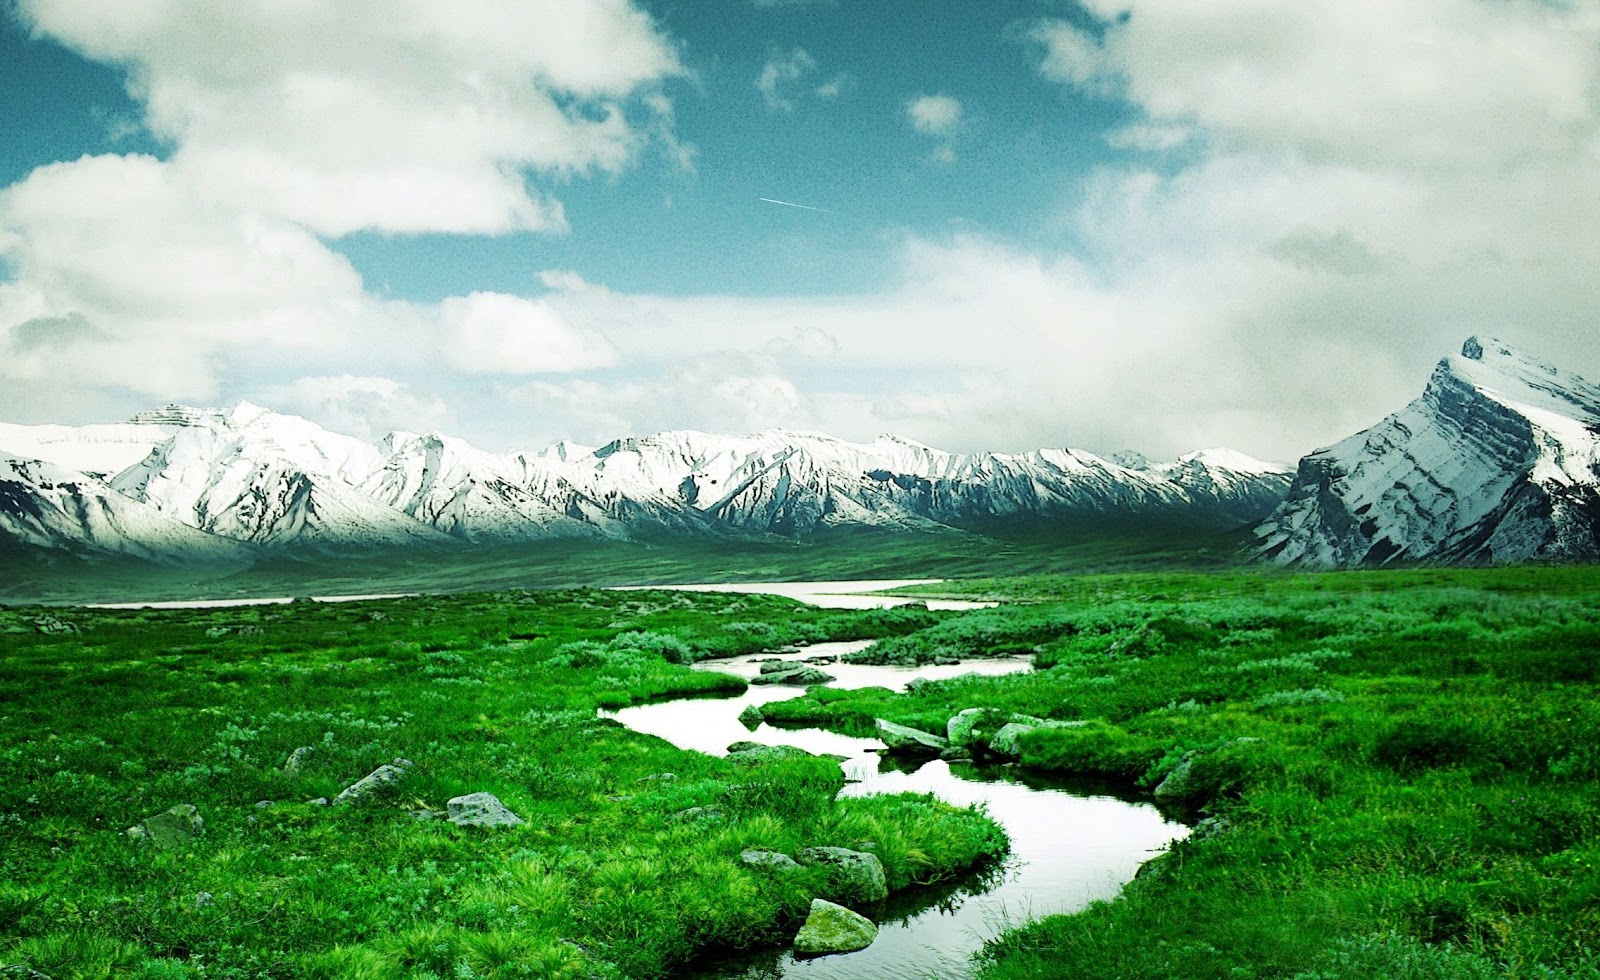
[740,849,800,870]
[309,797,329,806]
[987,722,1036,758]
[1152,754,1197,799]
[668,806,725,825]
[332,758,414,806]
[446,792,525,828]
[636,772,677,783]
[255,800,274,810]
[726,743,814,765]
[283,745,314,776]
[875,719,949,755]
[798,846,888,904]
[737,704,764,729]
[126,804,204,849]
[194,891,214,907]
[0,966,55,979]
[750,665,835,686]
[793,898,878,956]
[32,616,78,635]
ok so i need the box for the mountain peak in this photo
[1441,335,1600,425]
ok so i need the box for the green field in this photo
[4,564,1600,978]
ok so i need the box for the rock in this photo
[309,797,329,806]
[446,792,525,828]
[940,746,972,762]
[933,655,961,666]
[987,722,1036,758]
[407,808,447,821]
[798,847,888,904]
[1153,738,1262,800]
[0,967,55,979]
[126,804,204,849]
[740,849,800,870]
[874,719,949,755]
[194,891,214,907]
[737,704,765,729]
[750,665,835,686]
[947,709,1049,753]
[332,758,413,806]
[793,898,878,956]
[32,616,77,635]
[255,800,274,810]
[283,746,314,776]
[636,772,677,783]
[804,656,836,665]
[1193,816,1232,841]
[667,806,724,825]
[757,660,792,674]
[726,744,814,765]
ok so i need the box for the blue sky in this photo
[2,0,1597,460]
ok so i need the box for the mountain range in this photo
[0,404,1291,565]
[2,336,1595,573]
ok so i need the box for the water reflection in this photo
[609,643,1188,980]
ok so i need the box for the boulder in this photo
[737,704,764,729]
[987,722,1036,758]
[798,846,888,904]
[282,746,314,776]
[126,804,203,849]
[793,898,878,956]
[726,743,814,765]
[446,792,525,828]
[750,665,835,686]
[667,806,725,825]
[740,849,800,870]
[947,709,1049,753]
[0,967,55,979]
[1153,737,1262,800]
[332,758,414,806]
[875,719,949,755]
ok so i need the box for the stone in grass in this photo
[740,849,800,870]
[726,742,814,765]
[668,806,725,825]
[874,719,948,755]
[737,703,765,729]
[126,804,203,849]
[446,793,525,828]
[798,847,888,904]
[793,898,878,956]
[0,966,55,979]
[282,745,314,776]
[332,758,413,806]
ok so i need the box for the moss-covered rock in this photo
[793,898,878,956]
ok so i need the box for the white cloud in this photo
[815,72,856,100]
[14,0,683,236]
[254,375,452,442]
[757,47,819,112]
[440,291,617,375]
[906,94,963,136]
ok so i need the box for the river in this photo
[609,641,1188,979]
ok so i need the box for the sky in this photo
[1,0,1597,463]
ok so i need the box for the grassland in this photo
[5,564,1599,979]
[0,589,1004,979]
[775,565,1600,979]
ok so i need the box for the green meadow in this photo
[3,564,1600,978]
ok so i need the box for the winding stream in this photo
[610,642,1189,979]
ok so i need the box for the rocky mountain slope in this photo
[1256,337,1600,565]
[0,405,1292,562]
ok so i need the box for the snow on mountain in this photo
[1256,337,1600,566]
[0,453,250,564]
[0,400,1293,560]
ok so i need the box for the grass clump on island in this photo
[766,565,1600,979]
[0,589,1003,979]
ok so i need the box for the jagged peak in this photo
[1440,336,1600,424]
[1176,447,1292,475]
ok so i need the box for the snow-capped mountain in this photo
[1256,337,1600,566]
[0,454,250,565]
[0,400,1293,562]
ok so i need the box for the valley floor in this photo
[3,564,1599,978]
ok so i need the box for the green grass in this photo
[767,565,1600,978]
[8,564,1600,979]
[0,589,1004,979]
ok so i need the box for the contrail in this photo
[759,197,832,213]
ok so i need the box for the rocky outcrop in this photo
[126,804,203,848]
[875,719,949,755]
[1257,337,1600,566]
[740,849,801,870]
[751,663,835,686]
[332,758,413,806]
[793,898,878,956]
[446,792,524,828]
[798,846,888,905]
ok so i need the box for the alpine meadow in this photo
[4,2,1600,979]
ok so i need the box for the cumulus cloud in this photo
[15,0,683,236]
[905,94,963,136]
[440,292,617,375]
